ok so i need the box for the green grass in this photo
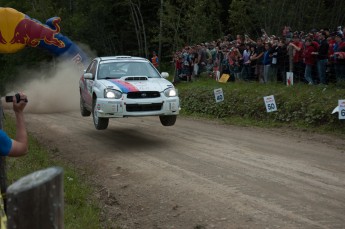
[175,76,345,137]
[3,115,102,229]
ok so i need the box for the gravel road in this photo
[24,111,345,229]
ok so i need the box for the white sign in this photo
[286,72,293,86]
[214,88,224,103]
[264,95,277,112]
[339,100,345,120]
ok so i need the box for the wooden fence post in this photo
[6,167,64,229]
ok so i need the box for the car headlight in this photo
[164,88,177,97]
[104,89,122,99]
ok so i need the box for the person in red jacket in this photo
[303,38,319,84]
[151,51,159,68]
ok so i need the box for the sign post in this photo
[339,100,345,120]
[264,95,277,112]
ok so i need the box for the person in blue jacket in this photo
[0,92,28,157]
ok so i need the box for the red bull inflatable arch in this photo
[0,7,89,68]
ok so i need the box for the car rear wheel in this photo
[80,95,91,117]
[92,99,109,130]
[159,115,177,126]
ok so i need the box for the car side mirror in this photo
[161,72,169,78]
[84,73,93,79]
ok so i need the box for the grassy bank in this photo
[3,115,102,229]
[175,76,345,136]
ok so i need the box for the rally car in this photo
[79,56,180,130]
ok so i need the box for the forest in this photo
[0,0,344,93]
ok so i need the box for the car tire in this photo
[80,95,91,117]
[92,99,109,130]
[159,115,177,126]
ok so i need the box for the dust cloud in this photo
[3,60,84,114]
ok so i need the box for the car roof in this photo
[98,56,148,62]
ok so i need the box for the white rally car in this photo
[79,56,180,130]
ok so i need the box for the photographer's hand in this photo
[13,92,28,113]
[9,92,28,157]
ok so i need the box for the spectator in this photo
[228,47,243,81]
[276,38,289,83]
[249,45,257,80]
[270,37,280,82]
[0,93,28,157]
[241,43,252,81]
[283,26,293,42]
[173,53,182,83]
[314,31,329,85]
[333,33,345,84]
[151,51,159,68]
[251,38,265,83]
[191,46,199,80]
[303,38,318,84]
[289,34,304,82]
[263,42,273,83]
[197,43,207,76]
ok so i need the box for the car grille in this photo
[127,91,161,99]
[126,103,163,112]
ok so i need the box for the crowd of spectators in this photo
[172,25,345,86]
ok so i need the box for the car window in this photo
[86,60,97,76]
[98,61,160,79]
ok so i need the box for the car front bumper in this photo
[95,96,180,118]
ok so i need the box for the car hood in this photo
[99,77,174,93]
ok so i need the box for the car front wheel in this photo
[159,115,177,126]
[92,99,109,130]
[80,95,91,117]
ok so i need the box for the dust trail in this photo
[3,61,84,114]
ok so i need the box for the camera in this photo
[5,93,28,103]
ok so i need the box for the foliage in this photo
[1,0,345,94]
[176,79,345,135]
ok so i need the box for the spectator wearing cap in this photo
[333,32,345,84]
[313,31,329,84]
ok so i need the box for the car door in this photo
[83,60,98,107]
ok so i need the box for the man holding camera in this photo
[0,92,28,157]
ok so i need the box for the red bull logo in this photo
[0,7,89,69]
[0,31,6,44]
[10,17,65,48]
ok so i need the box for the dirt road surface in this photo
[23,111,345,229]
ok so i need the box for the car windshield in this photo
[97,61,161,79]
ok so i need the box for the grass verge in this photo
[3,114,102,229]
[175,76,345,137]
